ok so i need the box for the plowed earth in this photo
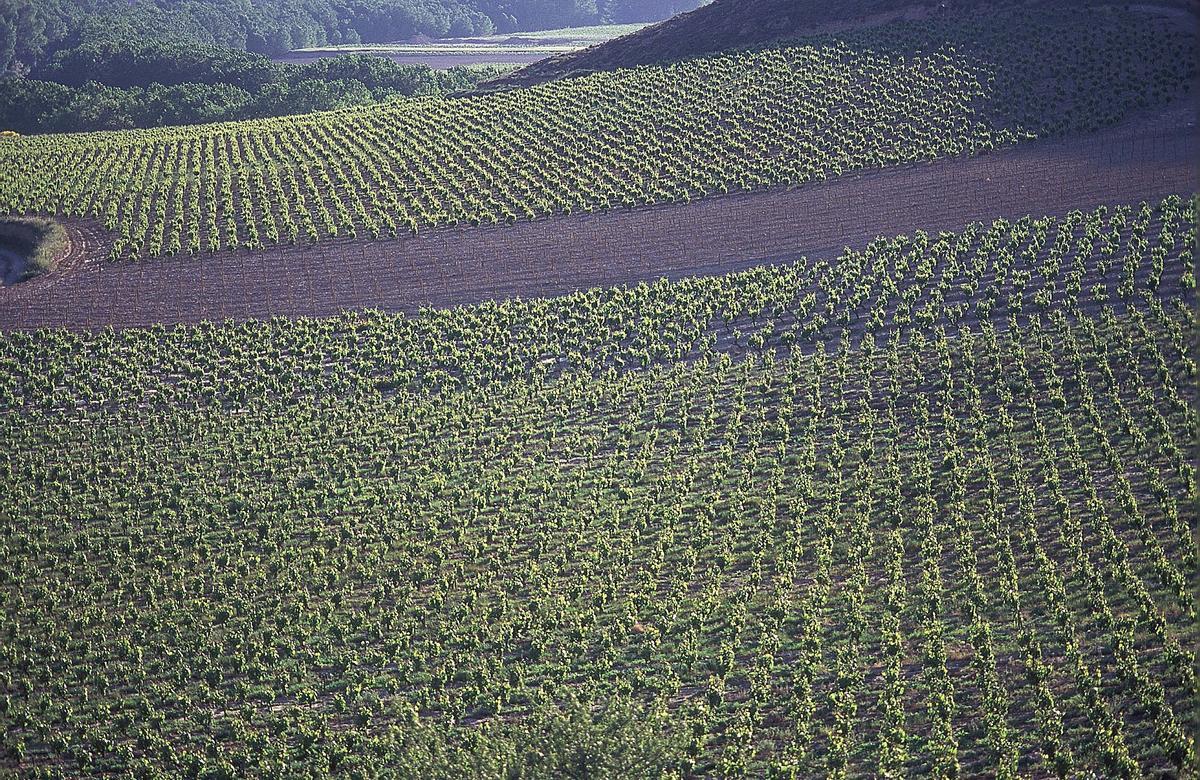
[0,101,1195,332]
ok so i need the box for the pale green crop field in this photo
[290,23,650,56]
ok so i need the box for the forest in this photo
[0,0,706,74]
[0,0,702,132]
[0,41,503,132]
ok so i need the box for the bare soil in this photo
[0,101,1195,332]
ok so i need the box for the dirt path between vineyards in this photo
[0,100,1196,332]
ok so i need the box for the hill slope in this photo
[0,7,1193,262]
[1,193,1197,777]
[491,0,1198,87]
[1,101,1195,330]
[491,0,956,86]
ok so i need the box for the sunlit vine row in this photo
[0,9,1193,259]
[0,197,1195,777]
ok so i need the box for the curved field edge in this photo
[0,194,1196,778]
[0,100,1194,332]
[0,7,1193,261]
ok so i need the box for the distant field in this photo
[274,23,648,67]
[1,8,1193,263]
[1,102,1194,331]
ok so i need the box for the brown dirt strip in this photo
[0,102,1196,332]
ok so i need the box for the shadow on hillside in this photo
[814,6,1197,139]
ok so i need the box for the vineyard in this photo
[1,99,1195,331]
[1,193,1196,777]
[0,7,1194,261]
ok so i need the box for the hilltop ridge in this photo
[490,0,955,86]
[490,0,1199,87]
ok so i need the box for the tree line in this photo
[1,0,706,75]
[0,42,507,133]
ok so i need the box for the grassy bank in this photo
[0,217,66,280]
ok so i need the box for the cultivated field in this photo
[0,8,1192,262]
[0,1,1197,778]
[1,192,1196,777]
[0,99,1194,331]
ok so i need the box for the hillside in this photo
[2,193,1197,776]
[491,0,1199,87]
[0,7,1193,261]
[1,0,1198,771]
[490,0,868,86]
[2,101,1194,330]
[491,0,954,86]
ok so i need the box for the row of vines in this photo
[0,194,1193,409]
[0,195,1196,776]
[0,8,1194,260]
